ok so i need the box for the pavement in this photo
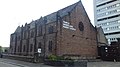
[1,58,120,67]
[87,61,120,67]
[0,58,54,67]
[0,61,20,67]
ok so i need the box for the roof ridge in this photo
[43,1,81,23]
[58,1,80,12]
[45,1,80,17]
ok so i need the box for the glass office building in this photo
[93,0,120,44]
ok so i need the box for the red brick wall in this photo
[57,3,98,59]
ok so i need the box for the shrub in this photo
[48,55,57,61]
[48,55,64,61]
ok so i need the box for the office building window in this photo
[118,20,120,23]
[110,38,117,41]
[96,0,118,7]
[97,13,106,17]
[97,9,120,18]
[104,26,120,31]
[116,3,120,6]
[98,19,120,26]
[97,3,120,13]
[109,20,119,25]
[103,27,109,31]
[117,9,120,12]
[97,14,120,21]
[97,7,106,12]
[108,10,118,14]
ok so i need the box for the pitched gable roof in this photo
[29,21,35,29]
[44,1,80,23]
[15,26,21,33]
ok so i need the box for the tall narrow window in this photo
[17,35,20,40]
[38,42,42,48]
[30,44,33,52]
[48,41,53,52]
[38,26,42,36]
[78,22,84,31]
[48,26,54,34]
[23,45,26,52]
[23,31,26,39]
[31,31,34,38]
[18,46,20,52]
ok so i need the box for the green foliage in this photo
[48,55,57,61]
[48,55,64,61]
[57,56,64,60]
[47,55,74,62]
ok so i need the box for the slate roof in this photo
[15,26,22,33]
[14,1,81,33]
[29,21,35,29]
[44,1,80,23]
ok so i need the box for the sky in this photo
[0,0,94,47]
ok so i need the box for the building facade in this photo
[94,0,120,44]
[98,38,120,61]
[9,1,105,60]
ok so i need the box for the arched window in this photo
[78,22,84,31]
[23,45,26,52]
[38,42,42,48]
[17,35,20,40]
[48,41,53,52]
[30,44,33,52]
[23,31,26,39]
[38,26,42,36]
[31,31,34,38]
[48,26,54,34]
[18,46,20,52]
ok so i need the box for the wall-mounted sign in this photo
[38,48,41,53]
[63,20,76,31]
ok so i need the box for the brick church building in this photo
[9,1,107,60]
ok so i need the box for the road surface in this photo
[0,61,21,67]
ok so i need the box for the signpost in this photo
[38,48,41,53]
[38,48,41,57]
